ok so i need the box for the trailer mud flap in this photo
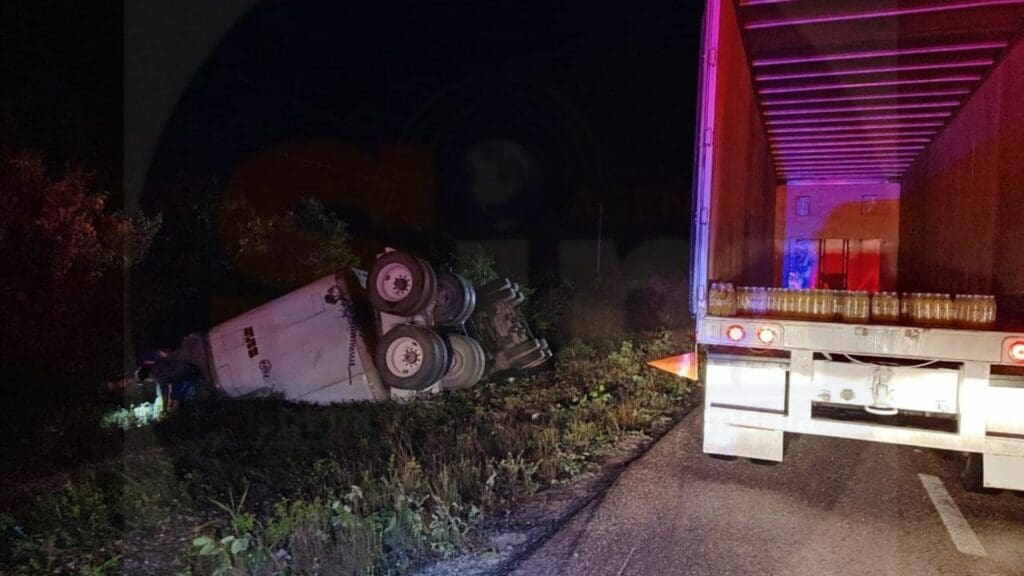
[703,413,784,462]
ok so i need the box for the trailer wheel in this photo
[441,334,487,391]
[961,453,1001,494]
[434,273,476,327]
[376,325,445,391]
[369,252,430,316]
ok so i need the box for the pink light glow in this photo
[779,167,911,173]
[775,156,920,163]
[787,178,893,184]
[753,42,1007,67]
[767,112,951,126]
[768,122,945,134]
[780,166,907,170]
[756,60,991,82]
[780,173,906,178]
[773,151,921,159]
[779,158,914,165]
[765,102,959,116]
[779,167,908,172]
[771,131,938,142]
[762,89,972,106]
[774,148,922,155]
[759,76,981,94]
[783,177,904,183]
[773,138,932,148]
[746,0,1024,30]
[775,152,921,159]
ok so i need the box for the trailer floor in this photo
[511,407,1024,576]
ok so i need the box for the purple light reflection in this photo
[746,0,1024,30]
[762,89,971,106]
[757,60,991,82]
[771,131,937,142]
[765,102,958,116]
[753,42,1006,67]
[767,112,951,126]
[760,76,981,94]
[772,138,932,148]
[768,122,945,134]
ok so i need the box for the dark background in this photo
[2,0,702,350]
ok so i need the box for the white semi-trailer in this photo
[691,0,1024,491]
[177,251,549,405]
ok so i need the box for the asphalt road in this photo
[512,407,1024,576]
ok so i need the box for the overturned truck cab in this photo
[179,251,550,405]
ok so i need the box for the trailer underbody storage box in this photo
[691,0,1024,490]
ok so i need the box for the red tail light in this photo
[726,325,746,342]
[1009,340,1024,363]
[757,327,776,345]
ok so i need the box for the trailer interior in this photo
[697,0,1024,332]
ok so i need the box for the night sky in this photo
[3,1,703,340]
[146,1,702,238]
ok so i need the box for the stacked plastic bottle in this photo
[839,291,870,323]
[954,294,997,329]
[708,282,737,316]
[711,284,997,329]
[870,292,900,323]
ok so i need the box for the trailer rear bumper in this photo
[703,351,1024,490]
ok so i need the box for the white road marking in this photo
[918,473,987,557]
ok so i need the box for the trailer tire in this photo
[434,272,476,327]
[441,334,487,391]
[376,325,445,391]
[961,453,1001,494]
[369,252,431,316]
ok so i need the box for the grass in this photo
[0,330,697,575]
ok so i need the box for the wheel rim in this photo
[385,336,424,376]
[376,262,414,303]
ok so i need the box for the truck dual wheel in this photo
[375,325,448,391]
[368,252,437,317]
[434,272,477,327]
[441,334,487,391]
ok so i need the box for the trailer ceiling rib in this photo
[735,0,1024,181]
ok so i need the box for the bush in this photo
[0,331,697,575]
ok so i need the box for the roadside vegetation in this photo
[1,331,696,575]
[1,151,697,574]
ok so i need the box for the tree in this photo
[0,150,160,398]
[218,194,360,292]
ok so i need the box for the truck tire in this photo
[375,325,446,391]
[441,334,487,391]
[434,272,476,327]
[369,252,431,316]
[961,453,1001,494]
[409,257,439,318]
